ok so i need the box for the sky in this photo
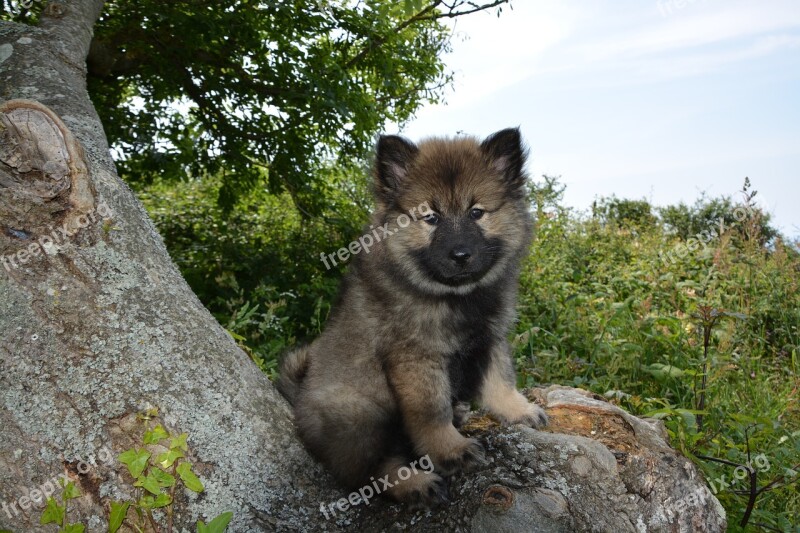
[399,0,800,238]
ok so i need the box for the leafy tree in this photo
[659,181,777,246]
[592,196,658,229]
[529,174,567,222]
[3,0,510,211]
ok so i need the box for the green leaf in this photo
[226,329,246,342]
[134,472,162,496]
[157,448,185,468]
[675,409,698,431]
[135,466,176,494]
[197,511,233,533]
[170,433,189,451]
[119,448,151,479]
[642,363,685,381]
[108,501,130,533]
[139,493,172,509]
[40,497,65,525]
[643,407,675,419]
[176,462,204,493]
[144,424,170,444]
[62,481,81,500]
[151,467,176,488]
[59,524,85,533]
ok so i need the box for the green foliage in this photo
[39,409,232,532]
[107,501,129,533]
[176,463,204,493]
[1,0,505,209]
[659,178,778,246]
[39,481,83,533]
[517,178,799,530]
[112,412,218,531]
[137,169,370,376]
[4,0,509,212]
[197,512,234,533]
[592,196,658,229]
[119,448,151,479]
[40,496,65,526]
[1,0,499,211]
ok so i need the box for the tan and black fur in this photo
[277,128,547,506]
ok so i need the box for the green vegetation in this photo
[137,172,370,374]
[38,408,231,533]
[39,479,83,533]
[139,175,798,531]
[518,178,799,531]
[3,0,508,211]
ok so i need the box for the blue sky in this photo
[399,0,800,238]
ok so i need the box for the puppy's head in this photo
[372,128,532,296]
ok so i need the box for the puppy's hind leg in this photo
[294,386,396,489]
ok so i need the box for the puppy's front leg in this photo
[479,342,548,428]
[385,355,485,474]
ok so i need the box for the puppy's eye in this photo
[469,208,485,220]
[423,213,440,225]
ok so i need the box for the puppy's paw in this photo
[404,473,449,510]
[487,389,549,428]
[439,437,486,475]
[511,402,548,428]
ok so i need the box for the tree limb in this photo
[344,0,509,69]
[38,0,106,67]
[427,0,510,20]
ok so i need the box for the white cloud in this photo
[434,1,584,108]
[567,1,800,83]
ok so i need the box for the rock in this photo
[341,385,726,532]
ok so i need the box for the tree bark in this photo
[0,3,725,532]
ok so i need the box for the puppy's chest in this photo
[399,299,496,353]
[444,310,495,402]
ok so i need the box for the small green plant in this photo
[39,478,83,533]
[39,408,233,533]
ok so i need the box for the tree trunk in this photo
[0,3,725,532]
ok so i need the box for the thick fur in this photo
[278,128,547,506]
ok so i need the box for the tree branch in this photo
[427,0,509,19]
[38,0,105,68]
[344,0,508,69]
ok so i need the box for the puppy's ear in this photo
[375,135,419,204]
[481,128,527,191]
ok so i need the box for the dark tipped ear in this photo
[375,135,419,202]
[481,127,526,185]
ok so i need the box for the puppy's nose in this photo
[449,246,472,265]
